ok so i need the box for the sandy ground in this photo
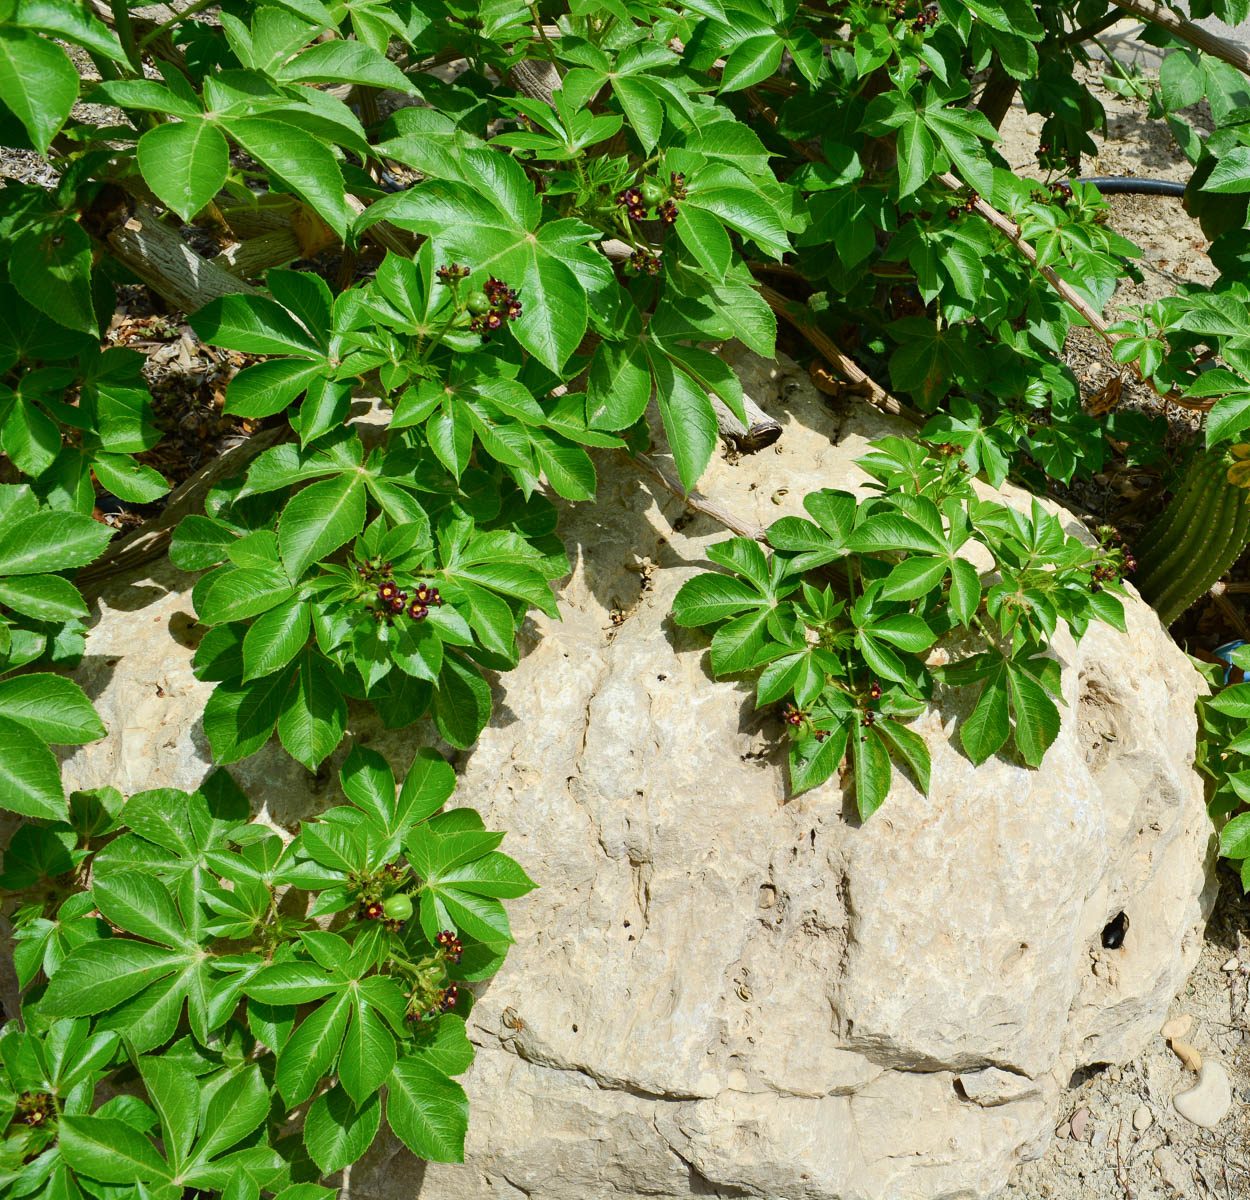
[992,61,1250,1200]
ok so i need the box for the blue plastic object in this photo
[1213,639,1247,684]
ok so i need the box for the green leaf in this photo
[42,940,182,1015]
[1220,811,1250,860]
[338,998,395,1106]
[671,573,762,625]
[0,29,78,152]
[93,871,190,947]
[877,556,948,601]
[0,674,103,743]
[961,664,1010,765]
[0,714,65,818]
[191,294,322,356]
[277,39,414,92]
[58,1116,170,1185]
[431,653,491,749]
[243,596,311,681]
[587,336,650,430]
[199,568,294,624]
[1005,661,1060,768]
[1206,146,1250,194]
[687,186,789,259]
[674,204,732,279]
[896,114,936,198]
[137,118,229,222]
[304,1086,380,1174]
[224,117,351,238]
[613,75,663,150]
[224,359,326,418]
[0,573,86,621]
[276,650,347,770]
[279,472,367,580]
[652,354,717,491]
[851,725,892,820]
[10,219,96,334]
[719,34,784,93]
[90,453,170,503]
[170,515,237,571]
[276,990,351,1107]
[193,1065,270,1165]
[386,1056,468,1163]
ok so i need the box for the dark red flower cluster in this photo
[361,900,385,920]
[627,248,662,275]
[364,572,443,626]
[783,705,806,728]
[436,262,469,284]
[669,171,688,200]
[911,3,939,30]
[436,928,464,963]
[946,189,979,221]
[471,276,522,342]
[616,185,647,224]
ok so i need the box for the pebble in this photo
[1089,1125,1106,1150]
[1221,956,1239,971]
[1173,1060,1233,1129]
[1069,1106,1089,1141]
[1153,1146,1189,1192]
[1169,1039,1202,1072]
[1133,1104,1153,1131]
[1160,1014,1192,1040]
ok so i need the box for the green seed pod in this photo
[639,178,664,205]
[383,893,413,921]
[466,290,491,315]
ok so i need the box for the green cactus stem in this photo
[1134,444,1250,626]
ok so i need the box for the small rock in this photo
[1170,1039,1202,1071]
[1069,1106,1089,1141]
[1161,1014,1193,1040]
[1054,1121,1069,1140]
[1153,1146,1188,1192]
[1221,956,1239,971]
[956,1067,1040,1107]
[1133,1104,1153,1132]
[1090,1126,1106,1150]
[1173,1060,1233,1129]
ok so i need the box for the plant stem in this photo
[109,0,143,72]
[136,0,216,50]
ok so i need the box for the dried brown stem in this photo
[1115,0,1250,79]
[754,283,924,425]
[631,452,768,542]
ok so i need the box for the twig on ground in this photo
[631,452,768,542]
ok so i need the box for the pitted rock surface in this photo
[59,347,1215,1200]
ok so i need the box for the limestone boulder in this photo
[57,347,1215,1200]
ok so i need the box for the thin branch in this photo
[754,282,925,425]
[631,452,768,542]
[1114,0,1250,79]
[934,172,1210,413]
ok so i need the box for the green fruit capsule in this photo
[466,290,491,315]
[639,178,664,205]
[383,893,413,921]
[904,28,924,50]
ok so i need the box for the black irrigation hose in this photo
[1074,175,1188,197]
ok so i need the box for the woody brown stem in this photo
[934,172,1210,413]
[1115,0,1250,79]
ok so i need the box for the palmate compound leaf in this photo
[40,871,227,1051]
